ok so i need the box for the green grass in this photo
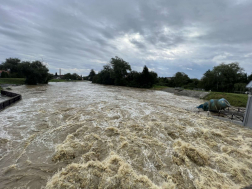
[203,92,248,107]
[0,78,25,85]
[151,85,169,90]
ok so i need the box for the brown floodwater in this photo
[0,82,252,189]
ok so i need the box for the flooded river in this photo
[0,82,252,189]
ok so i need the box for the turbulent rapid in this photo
[0,82,252,189]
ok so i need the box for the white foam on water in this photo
[0,82,252,189]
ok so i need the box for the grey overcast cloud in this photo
[0,0,252,78]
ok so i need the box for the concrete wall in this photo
[0,90,22,110]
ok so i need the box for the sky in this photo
[0,0,252,78]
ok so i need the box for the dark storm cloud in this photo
[0,0,252,77]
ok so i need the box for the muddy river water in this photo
[0,82,252,189]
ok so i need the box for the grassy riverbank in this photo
[152,85,248,107]
[203,92,248,107]
[0,78,25,85]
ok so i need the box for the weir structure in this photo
[243,81,252,128]
[0,90,22,111]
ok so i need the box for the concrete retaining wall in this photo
[0,90,22,110]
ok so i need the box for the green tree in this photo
[110,56,131,86]
[48,73,54,81]
[126,66,157,88]
[126,71,141,88]
[156,77,168,86]
[234,83,247,92]
[72,73,80,80]
[184,78,200,89]
[64,73,80,80]
[92,57,157,88]
[64,73,71,80]
[237,73,247,83]
[201,62,245,92]
[140,66,157,88]
[173,72,190,87]
[93,65,114,85]
[140,65,152,88]
[17,61,30,78]
[167,78,175,87]
[1,58,21,74]
[200,69,215,90]
[88,69,96,81]
[150,71,158,84]
[23,61,51,85]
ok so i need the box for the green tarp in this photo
[197,98,231,112]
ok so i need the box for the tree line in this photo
[86,56,157,88]
[0,58,53,85]
[87,58,252,92]
[0,58,84,84]
[62,73,82,80]
[157,62,252,92]
[1,57,251,92]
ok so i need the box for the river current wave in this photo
[0,82,251,189]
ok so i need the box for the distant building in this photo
[53,75,64,79]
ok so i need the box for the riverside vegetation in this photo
[1,57,251,107]
[1,56,251,92]
[89,56,158,88]
[0,58,52,85]
[87,57,252,93]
